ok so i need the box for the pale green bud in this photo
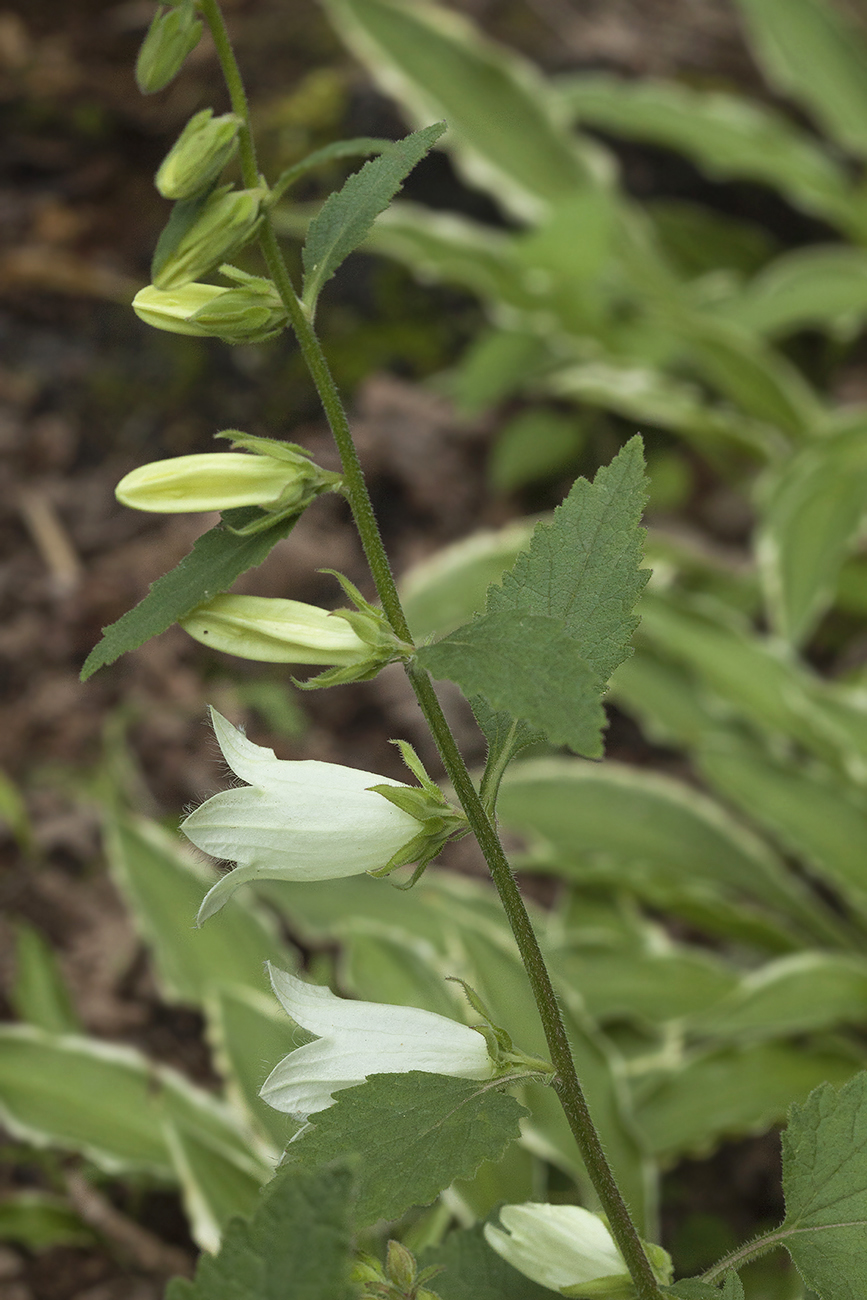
[156,110,242,201]
[136,1,202,95]
[133,280,287,344]
[132,283,231,336]
[153,188,263,291]
[179,595,380,665]
[115,452,318,514]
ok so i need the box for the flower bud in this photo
[153,188,263,291]
[133,280,287,344]
[136,2,202,95]
[156,110,242,201]
[116,452,318,514]
[132,283,231,337]
[179,595,378,666]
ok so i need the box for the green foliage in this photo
[0,1193,94,1251]
[781,1071,867,1299]
[81,510,298,679]
[166,1166,354,1300]
[10,921,81,1034]
[302,123,446,310]
[282,1071,527,1226]
[421,1225,554,1300]
[417,438,647,760]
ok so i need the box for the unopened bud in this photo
[156,110,242,200]
[116,451,320,514]
[133,279,287,343]
[136,1,202,95]
[179,595,379,666]
[153,188,263,291]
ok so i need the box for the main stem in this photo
[202,5,660,1295]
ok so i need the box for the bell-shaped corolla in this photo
[484,1203,672,1298]
[259,963,494,1122]
[116,452,310,514]
[153,188,263,291]
[136,0,202,95]
[182,709,428,924]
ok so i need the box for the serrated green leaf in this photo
[721,1274,745,1300]
[487,436,648,682]
[302,123,445,309]
[417,610,605,757]
[165,1165,354,1300]
[105,815,291,1007]
[271,136,397,201]
[780,1071,867,1300]
[283,1071,526,1226]
[663,1282,721,1299]
[757,418,867,644]
[635,1042,859,1161]
[556,75,854,231]
[320,0,603,221]
[81,511,298,679]
[10,921,81,1034]
[733,0,867,160]
[421,1224,554,1300]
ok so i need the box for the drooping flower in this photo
[179,595,377,665]
[182,709,462,924]
[259,963,494,1122]
[155,109,242,201]
[484,1203,672,1298]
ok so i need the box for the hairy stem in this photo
[201,6,661,1295]
[701,1225,788,1285]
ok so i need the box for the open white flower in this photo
[260,964,494,1121]
[484,1204,629,1296]
[182,709,428,924]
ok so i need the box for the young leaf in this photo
[721,1272,745,1300]
[282,1071,526,1226]
[662,1283,721,1299]
[80,510,297,679]
[165,1165,354,1300]
[780,1069,867,1300]
[470,695,544,815]
[416,439,648,755]
[417,611,605,757]
[421,1224,553,1300]
[301,123,445,310]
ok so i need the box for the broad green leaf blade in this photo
[301,123,445,309]
[547,361,781,459]
[320,0,605,220]
[636,1041,859,1161]
[555,75,854,231]
[497,757,819,938]
[164,1119,270,1253]
[687,954,867,1044]
[721,247,867,339]
[206,986,303,1154]
[486,436,648,683]
[421,1224,553,1300]
[697,733,867,924]
[757,418,867,644]
[10,921,81,1034]
[416,611,605,757]
[165,1165,354,1300]
[556,946,737,1028]
[283,1072,526,1226]
[781,1070,867,1300]
[0,1024,254,1177]
[733,0,867,160]
[105,814,291,1006]
[81,512,298,679]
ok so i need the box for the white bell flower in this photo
[484,1204,629,1295]
[182,709,430,924]
[259,963,495,1122]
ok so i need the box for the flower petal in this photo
[484,1204,626,1290]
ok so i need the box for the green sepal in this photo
[212,434,342,535]
[290,571,413,688]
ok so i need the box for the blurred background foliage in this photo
[3,2,867,1298]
